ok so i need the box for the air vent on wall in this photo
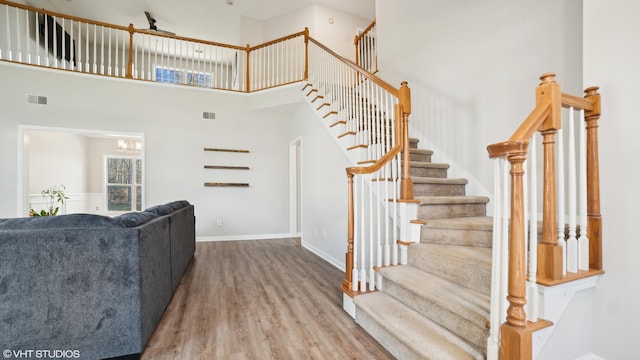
[27,95,47,105]
[203,112,216,120]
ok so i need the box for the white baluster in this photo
[68,20,77,70]
[25,8,30,64]
[500,157,510,328]
[114,29,118,79]
[376,170,383,271]
[15,7,21,63]
[360,175,367,292]
[567,108,579,273]
[527,137,539,321]
[6,5,13,61]
[99,25,104,74]
[368,173,375,291]
[578,109,590,270]
[86,22,90,73]
[352,174,359,292]
[92,24,97,73]
[487,159,504,360]
[35,11,41,65]
[557,126,567,276]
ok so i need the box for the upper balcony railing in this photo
[354,19,377,74]
[0,0,305,92]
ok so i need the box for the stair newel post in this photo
[304,27,309,81]
[126,24,134,79]
[501,142,533,360]
[536,73,563,281]
[584,86,602,270]
[342,171,355,294]
[399,82,413,200]
[245,44,251,92]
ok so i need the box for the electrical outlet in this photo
[217,218,223,227]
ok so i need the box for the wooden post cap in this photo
[539,72,556,84]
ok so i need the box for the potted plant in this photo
[29,185,69,217]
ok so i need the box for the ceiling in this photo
[24,0,375,45]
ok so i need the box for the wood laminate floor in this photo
[141,238,394,360]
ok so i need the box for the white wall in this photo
[311,5,372,61]
[26,130,88,194]
[375,0,583,200]
[375,0,638,358]
[261,5,372,61]
[584,1,640,358]
[0,63,293,239]
[288,102,351,269]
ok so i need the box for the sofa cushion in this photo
[0,213,117,230]
[113,211,159,228]
[143,205,174,216]
[167,200,190,210]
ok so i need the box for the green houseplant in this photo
[29,185,69,217]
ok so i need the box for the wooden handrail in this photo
[132,28,246,51]
[249,30,307,51]
[562,92,596,110]
[347,102,405,176]
[341,80,412,293]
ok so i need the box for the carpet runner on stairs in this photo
[353,138,492,359]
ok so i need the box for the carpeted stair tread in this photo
[408,148,433,155]
[412,177,468,185]
[412,178,468,196]
[408,161,449,178]
[420,216,493,247]
[354,291,484,360]
[422,216,493,230]
[415,196,490,205]
[415,196,489,219]
[379,265,490,350]
[408,243,492,295]
[410,161,449,170]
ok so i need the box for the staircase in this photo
[354,138,493,359]
[301,73,494,358]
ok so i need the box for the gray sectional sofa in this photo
[0,200,195,360]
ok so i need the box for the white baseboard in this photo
[301,240,344,272]
[196,233,297,242]
[197,233,345,274]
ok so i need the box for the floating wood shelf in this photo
[204,182,250,187]
[204,148,250,153]
[204,165,250,170]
